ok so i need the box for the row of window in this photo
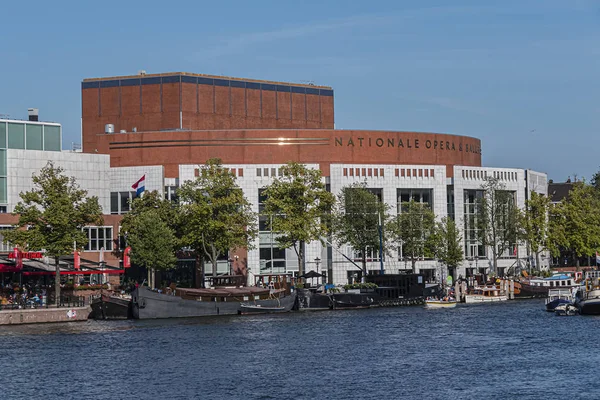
[462,169,518,182]
[343,167,385,177]
[195,168,244,177]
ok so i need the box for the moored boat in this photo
[464,286,507,303]
[90,293,132,320]
[545,288,574,312]
[575,271,600,315]
[517,274,578,298]
[132,286,296,319]
[425,299,457,309]
[554,303,578,316]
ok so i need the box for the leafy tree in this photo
[432,217,463,271]
[178,158,257,285]
[332,183,390,281]
[126,210,178,288]
[519,191,551,270]
[591,169,600,192]
[548,182,600,267]
[476,177,519,274]
[4,162,102,303]
[120,191,180,288]
[386,200,436,272]
[120,191,180,236]
[263,162,335,278]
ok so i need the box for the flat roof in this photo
[82,71,332,90]
[0,118,61,126]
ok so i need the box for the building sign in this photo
[8,249,44,260]
[124,247,131,268]
[334,136,482,155]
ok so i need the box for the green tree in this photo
[548,182,600,267]
[432,217,463,271]
[126,210,178,288]
[263,162,335,278]
[178,158,257,285]
[120,191,180,235]
[386,200,436,272]
[332,183,390,281]
[519,191,551,271]
[477,177,519,274]
[120,191,180,288]
[4,162,102,303]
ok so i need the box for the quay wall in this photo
[0,306,91,325]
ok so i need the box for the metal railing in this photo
[0,295,85,311]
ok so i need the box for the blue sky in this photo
[0,0,598,181]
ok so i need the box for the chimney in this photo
[28,108,39,122]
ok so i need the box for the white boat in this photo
[425,299,457,309]
[554,303,578,316]
[464,286,508,303]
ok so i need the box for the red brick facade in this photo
[82,73,335,154]
[81,72,482,178]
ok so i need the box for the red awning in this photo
[22,269,125,276]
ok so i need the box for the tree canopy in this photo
[178,158,257,283]
[548,182,600,266]
[262,162,334,278]
[477,177,519,274]
[4,162,103,302]
[386,199,436,272]
[332,183,389,281]
[432,217,463,270]
[519,191,551,271]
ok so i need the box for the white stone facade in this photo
[6,149,110,213]
[2,151,548,285]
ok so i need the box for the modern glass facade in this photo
[0,120,62,207]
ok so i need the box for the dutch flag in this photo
[132,175,146,197]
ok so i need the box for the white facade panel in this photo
[6,149,111,213]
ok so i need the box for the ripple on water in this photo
[1,299,599,400]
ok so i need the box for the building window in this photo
[256,168,262,177]
[463,189,485,258]
[110,191,136,214]
[164,186,179,203]
[0,226,14,252]
[238,168,243,177]
[83,226,113,251]
[397,188,433,213]
[447,186,455,221]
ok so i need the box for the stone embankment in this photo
[0,306,91,325]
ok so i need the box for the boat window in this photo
[550,282,554,287]
[568,280,571,285]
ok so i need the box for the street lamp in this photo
[315,257,321,285]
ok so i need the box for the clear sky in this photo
[1,0,598,181]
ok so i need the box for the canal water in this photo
[1,299,598,400]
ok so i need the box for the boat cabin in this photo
[527,274,575,288]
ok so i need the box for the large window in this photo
[447,186,455,221]
[164,186,178,203]
[7,123,25,149]
[258,188,288,273]
[43,125,61,151]
[26,124,43,150]
[111,191,136,214]
[463,189,486,258]
[397,188,432,213]
[83,226,113,251]
[396,188,434,262]
[0,226,14,252]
